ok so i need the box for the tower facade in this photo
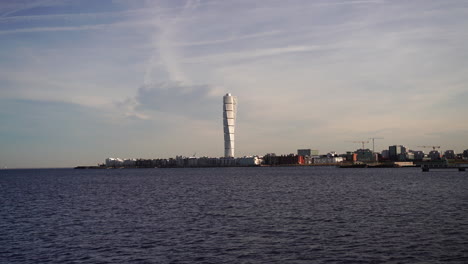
[223,93,237,158]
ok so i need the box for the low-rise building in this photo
[237,156,262,166]
[444,150,456,159]
[123,159,136,167]
[105,158,124,167]
[411,150,425,161]
[404,152,415,161]
[297,149,319,156]
[277,154,304,165]
[356,149,375,162]
[313,156,344,164]
[381,150,389,159]
[464,149,468,159]
[429,150,441,160]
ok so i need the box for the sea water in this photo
[1,167,467,263]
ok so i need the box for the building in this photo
[389,145,407,161]
[277,154,304,165]
[411,150,425,161]
[297,149,319,156]
[345,151,357,162]
[223,93,237,158]
[428,150,441,160]
[263,154,304,165]
[444,150,456,160]
[262,153,277,165]
[381,150,389,159]
[355,149,375,162]
[404,152,415,161]
[105,158,124,167]
[298,149,311,156]
[313,156,344,164]
[237,156,262,166]
[123,159,136,167]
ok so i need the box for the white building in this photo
[223,93,237,158]
[105,158,124,167]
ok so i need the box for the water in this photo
[1,167,467,263]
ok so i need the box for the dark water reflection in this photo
[1,167,467,263]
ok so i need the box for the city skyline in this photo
[1,0,468,168]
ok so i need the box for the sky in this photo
[0,0,467,168]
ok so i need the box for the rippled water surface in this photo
[1,167,467,263]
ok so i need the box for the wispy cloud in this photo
[174,30,282,47]
[146,0,203,83]
[0,19,152,35]
[0,7,157,22]
[184,45,326,64]
[316,0,385,6]
[0,0,65,18]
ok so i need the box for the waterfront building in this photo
[123,159,136,167]
[389,145,407,161]
[304,156,313,164]
[464,149,468,159]
[381,150,389,159]
[223,93,237,158]
[277,154,304,165]
[187,157,198,167]
[411,150,425,161]
[298,149,311,156]
[345,151,357,162]
[105,158,124,167]
[196,157,220,167]
[237,156,262,166]
[297,149,319,156]
[220,157,236,166]
[313,156,344,164]
[263,154,304,165]
[356,149,375,162]
[405,152,415,161]
[262,153,277,165]
[444,150,456,160]
[429,150,441,160]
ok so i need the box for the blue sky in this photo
[1,0,467,168]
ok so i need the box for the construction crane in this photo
[417,146,441,150]
[368,137,384,153]
[348,141,369,149]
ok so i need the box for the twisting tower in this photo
[223,93,237,158]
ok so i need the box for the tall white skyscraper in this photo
[223,93,237,158]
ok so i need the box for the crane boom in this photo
[350,141,369,149]
[417,146,441,150]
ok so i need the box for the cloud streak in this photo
[0,19,152,35]
[183,45,326,64]
[174,30,283,47]
[0,0,65,18]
